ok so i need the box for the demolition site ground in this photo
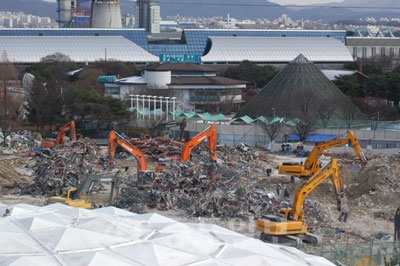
[0,140,399,246]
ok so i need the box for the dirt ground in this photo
[0,145,398,246]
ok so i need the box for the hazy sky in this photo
[42,0,346,5]
[268,0,344,4]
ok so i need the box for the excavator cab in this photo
[138,171,155,186]
[137,171,163,189]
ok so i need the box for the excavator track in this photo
[260,232,322,247]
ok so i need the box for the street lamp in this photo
[373,111,380,139]
[377,111,380,130]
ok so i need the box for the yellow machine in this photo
[257,159,345,246]
[48,170,122,209]
[278,131,366,181]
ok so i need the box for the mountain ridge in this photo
[1,0,400,24]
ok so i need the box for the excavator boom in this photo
[55,120,77,145]
[278,130,366,178]
[42,120,78,148]
[108,130,162,189]
[180,125,217,162]
[108,130,147,171]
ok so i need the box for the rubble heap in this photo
[22,140,108,196]
[2,133,397,244]
[116,155,278,219]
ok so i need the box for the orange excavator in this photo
[108,130,163,189]
[257,159,345,246]
[42,120,78,148]
[278,130,366,182]
[180,124,217,162]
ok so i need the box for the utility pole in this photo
[3,78,6,125]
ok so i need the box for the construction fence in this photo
[298,241,400,266]
[133,120,400,150]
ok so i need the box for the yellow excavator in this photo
[278,131,366,182]
[257,159,345,246]
[47,170,122,209]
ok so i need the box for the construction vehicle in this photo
[257,159,344,246]
[42,120,79,148]
[151,118,187,140]
[108,130,163,189]
[278,131,366,181]
[47,170,122,209]
[180,124,217,162]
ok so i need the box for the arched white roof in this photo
[0,36,159,63]
[0,203,335,266]
[201,36,354,63]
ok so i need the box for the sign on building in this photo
[98,76,117,83]
[160,54,200,63]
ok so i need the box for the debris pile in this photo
[115,157,279,219]
[130,137,184,160]
[22,140,108,196]
[1,132,398,245]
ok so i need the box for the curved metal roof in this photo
[201,36,354,64]
[0,36,158,64]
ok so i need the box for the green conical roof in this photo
[236,54,365,120]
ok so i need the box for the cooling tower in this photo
[90,0,122,28]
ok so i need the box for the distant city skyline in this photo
[268,0,344,4]
[41,0,345,3]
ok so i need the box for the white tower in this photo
[57,0,72,27]
[90,0,122,28]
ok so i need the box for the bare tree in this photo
[260,122,280,143]
[340,100,359,129]
[0,51,19,133]
[317,98,339,128]
[286,88,319,141]
[292,116,317,142]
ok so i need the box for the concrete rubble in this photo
[0,131,399,245]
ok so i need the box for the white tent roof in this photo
[0,36,159,64]
[0,203,335,266]
[202,36,353,63]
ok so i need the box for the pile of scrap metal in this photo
[22,139,108,196]
[0,130,41,153]
[115,153,276,219]
[129,137,184,160]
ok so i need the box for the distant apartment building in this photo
[345,27,400,70]
[135,0,160,34]
[0,12,54,28]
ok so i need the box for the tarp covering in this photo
[0,203,335,266]
[288,134,337,142]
